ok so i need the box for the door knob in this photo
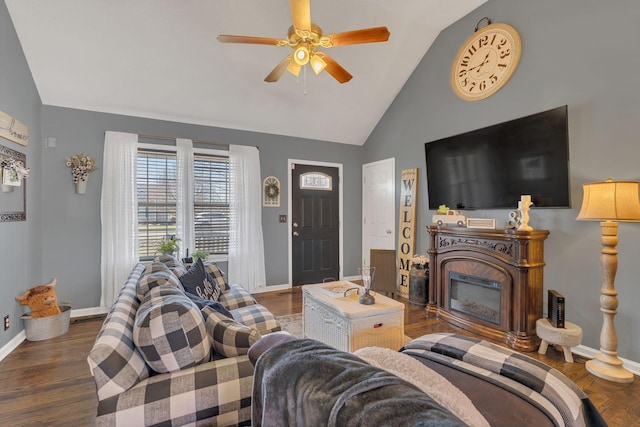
[293,231,299,236]
[293,222,299,228]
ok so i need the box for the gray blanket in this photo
[252,338,467,427]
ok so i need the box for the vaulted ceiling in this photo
[6,0,486,145]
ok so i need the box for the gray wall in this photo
[0,1,43,349]
[40,106,363,308]
[364,0,640,361]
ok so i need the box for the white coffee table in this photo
[302,281,405,352]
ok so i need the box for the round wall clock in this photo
[451,21,521,101]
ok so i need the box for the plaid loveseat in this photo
[87,262,280,426]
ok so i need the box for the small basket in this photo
[21,305,71,341]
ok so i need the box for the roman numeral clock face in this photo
[451,23,521,101]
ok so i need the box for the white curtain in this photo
[100,131,139,307]
[176,138,195,259]
[228,145,266,293]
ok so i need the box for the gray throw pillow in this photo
[179,258,221,301]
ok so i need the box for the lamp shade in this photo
[576,178,640,222]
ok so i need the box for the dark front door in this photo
[291,164,340,285]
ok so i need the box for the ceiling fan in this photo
[217,0,390,84]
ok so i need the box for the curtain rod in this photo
[138,133,259,150]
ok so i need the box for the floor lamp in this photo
[576,178,640,383]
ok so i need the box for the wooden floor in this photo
[1,287,638,426]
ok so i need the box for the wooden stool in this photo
[536,318,583,363]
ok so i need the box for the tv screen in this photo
[424,106,570,210]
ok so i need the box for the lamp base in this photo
[586,354,634,383]
[359,291,375,305]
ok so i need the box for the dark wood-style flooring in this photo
[0,287,638,426]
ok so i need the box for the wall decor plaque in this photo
[0,110,29,146]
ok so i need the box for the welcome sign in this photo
[397,168,417,297]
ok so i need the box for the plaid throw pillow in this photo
[204,262,229,291]
[133,285,210,373]
[179,258,221,301]
[202,306,261,357]
[154,254,188,278]
[136,263,182,301]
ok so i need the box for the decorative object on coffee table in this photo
[536,318,582,363]
[576,178,640,383]
[358,266,376,305]
[370,249,397,298]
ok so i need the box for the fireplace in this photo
[427,226,549,351]
[449,272,501,325]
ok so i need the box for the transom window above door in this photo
[299,172,332,190]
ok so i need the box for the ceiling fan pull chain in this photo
[303,65,307,95]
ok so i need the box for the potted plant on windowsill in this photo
[191,250,209,261]
[155,236,181,257]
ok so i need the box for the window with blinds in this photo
[194,154,230,256]
[137,149,229,260]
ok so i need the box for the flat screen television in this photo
[424,105,570,210]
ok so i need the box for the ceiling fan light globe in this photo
[287,60,302,77]
[310,54,327,74]
[294,46,310,65]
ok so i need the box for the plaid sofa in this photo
[87,263,281,426]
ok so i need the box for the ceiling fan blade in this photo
[217,35,285,46]
[289,0,311,32]
[316,53,352,83]
[324,27,390,47]
[265,55,293,82]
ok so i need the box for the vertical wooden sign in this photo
[397,168,418,298]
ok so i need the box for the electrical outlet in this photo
[3,315,9,331]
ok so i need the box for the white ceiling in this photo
[6,0,486,145]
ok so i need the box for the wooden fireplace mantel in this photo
[426,226,549,352]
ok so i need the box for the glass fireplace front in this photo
[449,272,501,324]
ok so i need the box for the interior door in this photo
[291,164,340,285]
[362,158,395,265]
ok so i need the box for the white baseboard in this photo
[0,307,108,363]
[71,306,109,318]
[252,283,291,294]
[572,345,640,376]
[0,330,26,363]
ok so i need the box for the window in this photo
[193,154,230,256]
[137,148,229,260]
